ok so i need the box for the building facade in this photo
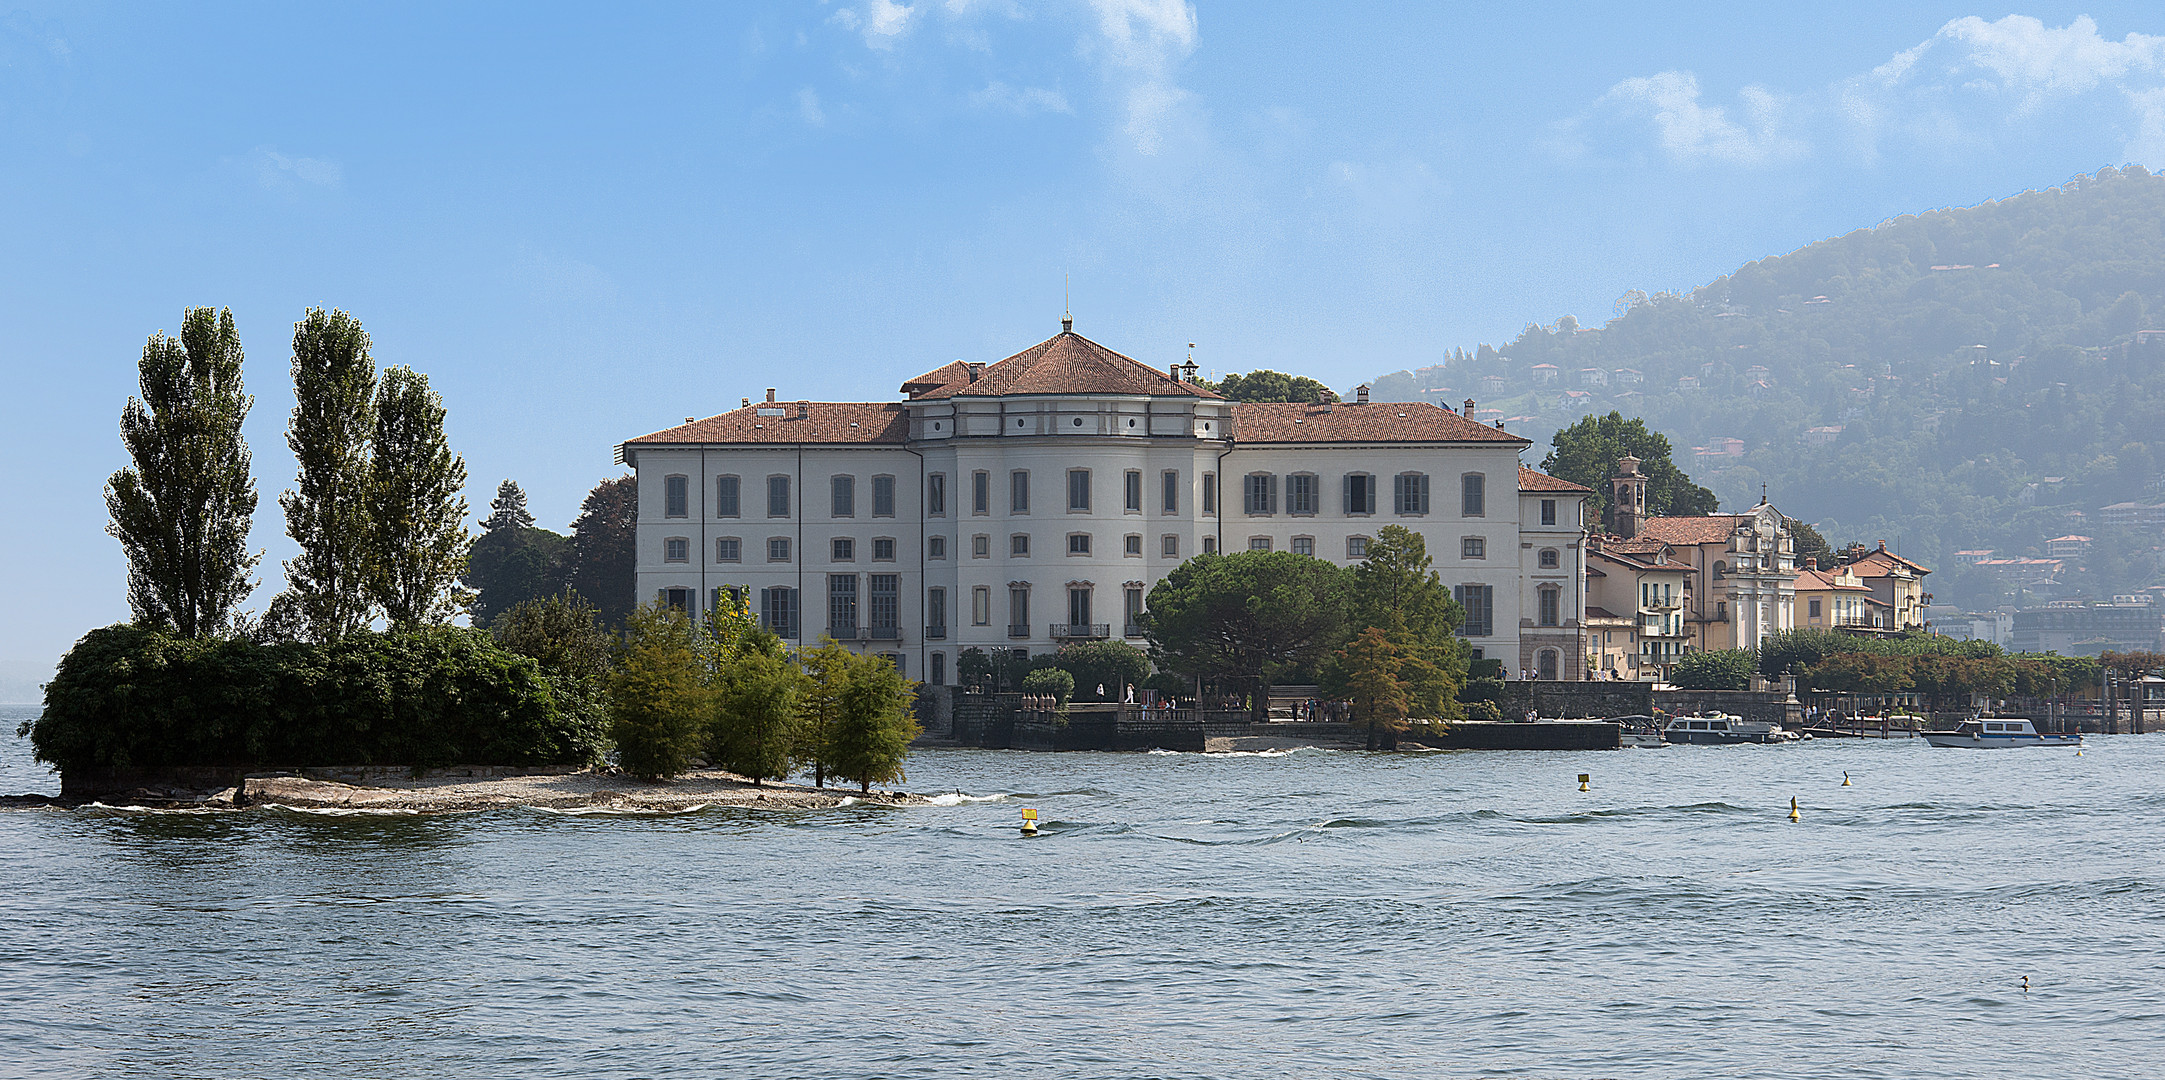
[618,325,1592,684]
[1584,542,1692,680]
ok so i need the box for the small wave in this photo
[923,792,1008,806]
[79,801,229,815]
[255,803,424,817]
[529,803,714,816]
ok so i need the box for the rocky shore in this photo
[2,766,926,813]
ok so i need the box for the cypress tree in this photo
[279,308,377,639]
[365,365,472,626]
[105,307,260,637]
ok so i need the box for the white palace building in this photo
[618,321,1594,687]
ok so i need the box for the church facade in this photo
[617,323,1593,686]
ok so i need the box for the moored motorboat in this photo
[1662,712,1801,745]
[1609,714,1669,748]
[1922,717,2081,748]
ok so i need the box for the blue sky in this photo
[6,2,2165,673]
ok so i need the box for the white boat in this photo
[1922,717,2082,749]
[1609,715,1669,748]
[1662,712,1801,745]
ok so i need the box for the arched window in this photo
[1537,649,1559,681]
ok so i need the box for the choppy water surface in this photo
[3,704,2161,1080]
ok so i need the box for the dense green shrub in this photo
[1020,668,1074,705]
[27,623,605,772]
[1670,649,1757,691]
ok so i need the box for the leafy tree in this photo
[106,307,260,637]
[1042,640,1149,701]
[493,591,612,685]
[956,647,994,692]
[364,366,472,626]
[712,643,802,786]
[566,476,639,628]
[1789,519,1834,568]
[1020,667,1074,706]
[1143,551,1351,721]
[1542,411,1718,521]
[464,525,571,627]
[1344,525,1467,718]
[1670,648,1755,690]
[829,650,920,793]
[1207,369,1339,404]
[794,639,853,787]
[484,480,537,530]
[607,604,707,780]
[1329,627,1407,750]
[1804,652,1914,697]
[278,308,377,640]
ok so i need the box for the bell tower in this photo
[1609,455,1648,538]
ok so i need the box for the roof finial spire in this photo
[1062,273,1072,333]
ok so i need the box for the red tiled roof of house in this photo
[1845,543,1932,576]
[914,330,1221,400]
[900,360,978,398]
[1585,606,1626,620]
[1227,401,1528,444]
[1795,568,1870,591]
[622,401,910,449]
[1519,466,1591,492]
[1636,515,1747,545]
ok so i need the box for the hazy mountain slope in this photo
[1370,167,2165,608]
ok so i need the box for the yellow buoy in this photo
[1578,773,1591,792]
[1841,772,1851,787]
[1020,808,1039,836]
[1788,796,1801,822]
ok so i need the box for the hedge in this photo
[24,624,606,773]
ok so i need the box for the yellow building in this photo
[1793,559,1874,630]
[1835,541,1933,631]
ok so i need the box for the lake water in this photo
[4,702,2162,1079]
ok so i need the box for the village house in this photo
[1793,558,1876,631]
[1584,540,1692,680]
[1833,541,1933,631]
[1595,456,1798,654]
[617,322,1594,685]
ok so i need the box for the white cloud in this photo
[1595,71,1801,166]
[1086,0,1198,155]
[252,148,343,193]
[970,80,1071,115]
[829,0,917,50]
[1574,14,2165,170]
[797,87,827,127]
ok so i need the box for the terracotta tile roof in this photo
[622,401,910,451]
[1585,606,1626,620]
[1637,515,1748,545]
[900,360,979,399]
[1228,401,1527,444]
[1519,466,1591,492]
[1794,568,1869,591]
[1845,546,1933,576]
[915,330,1221,400]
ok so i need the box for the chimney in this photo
[797,402,809,420]
[741,397,751,408]
[765,388,777,403]
[1356,384,1370,404]
[1464,397,1475,416]
[1877,539,1887,552]
[967,362,983,383]
[685,417,696,424]
[1806,556,1818,570]
[1170,364,1181,382]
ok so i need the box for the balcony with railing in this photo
[1007,623,1032,639]
[924,625,947,641]
[1050,623,1112,640]
[868,626,902,640]
[1124,623,1147,639]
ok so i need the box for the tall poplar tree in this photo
[279,308,377,639]
[105,307,260,637]
[364,365,472,626]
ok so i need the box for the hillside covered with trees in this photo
[1369,167,2165,610]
